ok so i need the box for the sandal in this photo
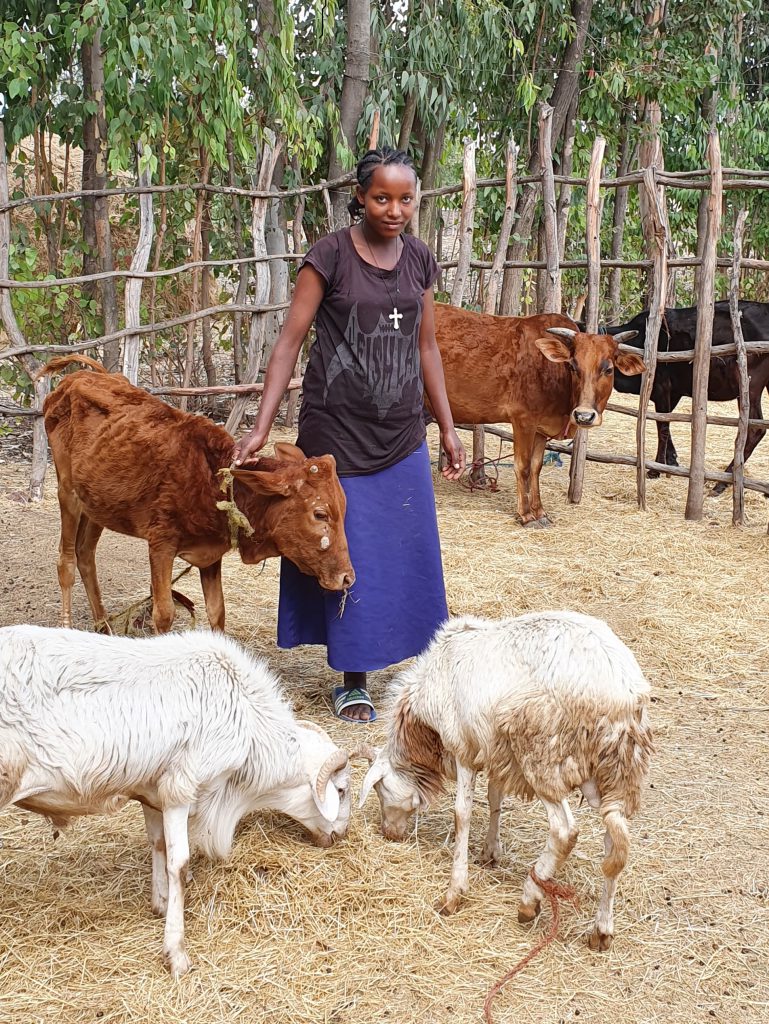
[332,685,377,724]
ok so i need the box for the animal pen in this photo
[2,112,769,1024]
[2,106,769,529]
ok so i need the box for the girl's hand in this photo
[440,426,466,480]
[232,425,269,466]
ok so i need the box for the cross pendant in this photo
[389,307,403,330]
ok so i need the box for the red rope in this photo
[482,869,581,1024]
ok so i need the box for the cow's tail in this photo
[34,354,109,381]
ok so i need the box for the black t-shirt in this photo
[296,227,440,476]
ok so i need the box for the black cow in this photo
[604,301,769,492]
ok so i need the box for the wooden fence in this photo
[2,109,769,527]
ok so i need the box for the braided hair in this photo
[347,146,416,220]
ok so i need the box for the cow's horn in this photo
[546,327,576,340]
[348,744,379,763]
[612,330,639,344]
[316,749,349,799]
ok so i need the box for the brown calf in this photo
[432,305,645,526]
[40,356,354,632]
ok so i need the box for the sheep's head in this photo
[358,746,427,841]
[274,721,353,847]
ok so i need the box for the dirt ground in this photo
[1,405,768,1024]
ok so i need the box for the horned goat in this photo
[0,625,356,976]
[358,612,653,950]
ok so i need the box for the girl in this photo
[234,146,465,722]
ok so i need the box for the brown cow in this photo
[39,356,354,633]
[432,304,645,526]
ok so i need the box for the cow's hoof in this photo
[517,900,541,923]
[587,928,613,952]
[522,518,546,529]
[536,515,552,528]
[709,482,727,497]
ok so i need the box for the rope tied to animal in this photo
[217,468,255,549]
[460,453,505,492]
[482,869,580,1024]
[459,436,513,493]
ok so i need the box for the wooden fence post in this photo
[225,135,282,436]
[634,165,668,509]
[450,139,479,478]
[0,122,49,501]
[468,137,518,486]
[538,104,560,313]
[485,137,518,317]
[568,135,604,505]
[729,208,749,526]
[450,139,477,307]
[410,176,421,241]
[685,129,722,520]
[122,143,154,384]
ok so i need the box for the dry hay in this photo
[1,403,769,1024]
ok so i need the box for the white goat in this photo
[0,625,355,976]
[359,612,653,950]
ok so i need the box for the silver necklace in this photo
[360,223,403,331]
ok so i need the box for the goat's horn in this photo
[348,744,379,763]
[316,749,349,799]
[612,330,639,344]
[546,327,576,340]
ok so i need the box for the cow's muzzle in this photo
[319,568,355,592]
[573,408,599,427]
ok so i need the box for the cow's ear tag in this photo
[310,465,319,474]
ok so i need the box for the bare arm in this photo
[233,266,326,465]
[419,290,466,481]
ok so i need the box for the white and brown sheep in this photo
[0,625,357,977]
[358,612,654,950]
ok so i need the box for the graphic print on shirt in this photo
[323,303,422,420]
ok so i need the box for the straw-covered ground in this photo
[1,402,768,1024]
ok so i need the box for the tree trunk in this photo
[81,25,119,370]
[225,136,282,436]
[327,0,371,229]
[227,131,246,384]
[122,142,154,385]
[264,154,290,364]
[500,0,594,314]
[0,123,49,501]
[201,201,216,391]
[417,118,447,249]
[609,109,635,322]
[398,89,418,151]
[180,148,210,409]
[149,110,169,388]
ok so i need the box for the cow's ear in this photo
[535,335,572,363]
[274,442,306,464]
[230,467,293,496]
[615,351,646,376]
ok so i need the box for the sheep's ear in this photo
[313,779,341,823]
[358,762,386,808]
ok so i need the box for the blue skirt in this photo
[277,442,448,672]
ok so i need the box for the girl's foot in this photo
[333,671,376,723]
